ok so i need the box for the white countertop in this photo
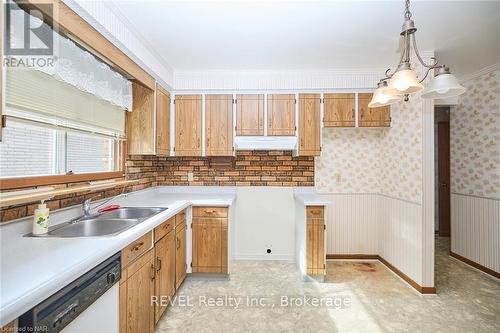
[293,188,331,206]
[0,187,236,326]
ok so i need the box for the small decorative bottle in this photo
[33,201,50,235]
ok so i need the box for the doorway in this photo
[434,107,451,244]
[437,121,450,236]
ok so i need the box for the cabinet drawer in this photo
[122,232,153,269]
[175,210,186,226]
[193,207,228,218]
[154,216,175,242]
[306,206,324,219]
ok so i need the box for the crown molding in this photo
[458,62,500,83]
[173,68,385,91]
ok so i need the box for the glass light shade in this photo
[386,69,424,95]
[368,85,402,107]
[421,73,466,99]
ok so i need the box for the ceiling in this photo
[109,1,500,78]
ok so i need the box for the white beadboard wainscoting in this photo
[320,194,380,255]
[378,195,423,286]
[319,193,429,287]
[451,193,500,273]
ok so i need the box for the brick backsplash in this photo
[155,151,314,186]
[0,151,314,223]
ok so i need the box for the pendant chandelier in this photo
[369,0,466,108]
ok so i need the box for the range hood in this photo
[234,136,297,151]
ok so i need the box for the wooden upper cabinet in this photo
[205,95,233,156]
[358,93,391,127]
[267,94,296,136]
[236,94,264,136]
[156,86,170,156]
[127,83,155,155]
[174,95,202,156]
[299,94,321,156]
[323,93,355,127]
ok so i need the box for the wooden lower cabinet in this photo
[306,206,325,276]
[120,248,155,333]
[154,229,175,324]
[175,220,187,289]
[192,207,228,273]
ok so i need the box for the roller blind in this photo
[5,69,125,137]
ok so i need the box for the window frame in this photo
[0,141,126,190]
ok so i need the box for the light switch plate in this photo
[187,171,194,182]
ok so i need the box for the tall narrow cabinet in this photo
[298,94,321,156]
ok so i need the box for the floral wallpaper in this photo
[315,59,426,204]
[315,128,382,193]
[451,69,500,199]
[379,95,423,203]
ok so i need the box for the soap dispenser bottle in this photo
[33,201,50,235]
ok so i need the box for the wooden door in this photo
[299,94,321,156]
[236,94,264,135]
[267,94,296,136]
[438,121,451,237]
[156,86,170,156]
[154,231,175,323]
[192,218,225,272]
[127,83,155,154]
[358,93,391,127]
[323,93,355,127]
[306,206,325,276]
[175,95,202,156]
[123,251,155,333]
[175,224,187,289]
[205,94,233,156]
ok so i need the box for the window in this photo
[0,4,130,188]
[0,120,122,179]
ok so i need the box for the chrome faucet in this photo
[81,193,129,217]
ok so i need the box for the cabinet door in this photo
[205,94,233,156]
[124,251,155,333]
[299,94,321,156]
[154,231,175,324]
[236,94,264,136]
[192,217,228,273]
[175,224,187,289]
[323,93,355,127]
[358,93,391,127]
[127,83,155,154]
[306,219,325,275]
[175,95,202,156]
[267,94,296,136]
[156,86,170,156]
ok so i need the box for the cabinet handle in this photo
[131,242,144,252]
[150,263,155,280]
[156,257,162,272]
[177,238,181,250]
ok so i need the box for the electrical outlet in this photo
[187,171,194,182]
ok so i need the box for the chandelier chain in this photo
[404,0,412,19]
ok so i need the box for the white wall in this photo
[233,187,296,260]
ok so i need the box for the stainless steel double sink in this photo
[28,207,167,238]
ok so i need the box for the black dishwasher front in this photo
[19,252,121,332]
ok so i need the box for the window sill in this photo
[0,179,138,208]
